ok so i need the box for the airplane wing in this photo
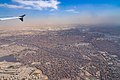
[0,14,26,22]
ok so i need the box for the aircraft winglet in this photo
[19,14,26,22]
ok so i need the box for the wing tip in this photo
[19,14,26,22]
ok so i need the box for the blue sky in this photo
[0,0,120,26]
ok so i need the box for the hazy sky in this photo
[0,0,120,27]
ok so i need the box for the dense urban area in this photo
[0,25,120,80]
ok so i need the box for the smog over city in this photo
[0,0,120,80]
